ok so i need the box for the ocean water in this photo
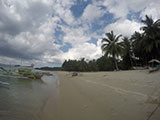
[0,73,59,120]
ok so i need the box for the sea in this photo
[0,64,59,120]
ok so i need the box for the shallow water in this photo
[0,73,59,120]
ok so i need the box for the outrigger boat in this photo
[0,65,44,80]
[0,81,9,89]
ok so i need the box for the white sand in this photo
[42,70,160,120]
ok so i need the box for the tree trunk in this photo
[113,55,119,71]
[144,54,148,66]
[129,53,133,68]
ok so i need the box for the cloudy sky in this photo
[0,0,160,67]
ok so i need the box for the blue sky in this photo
[71,0,91,18]
[0,0,160,67]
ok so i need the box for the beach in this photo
[0,70,160,120]
[44,70,160,120]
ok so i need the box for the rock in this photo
[72,72,78,77]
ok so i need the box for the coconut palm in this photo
[141,15,160,36]
[101,31,122,70]
[140,15,160,59]
[131,32,148,65]
[131,32,145,59]
[121,37,133,69]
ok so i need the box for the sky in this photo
[0,0,160,67]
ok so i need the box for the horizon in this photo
[0,0,160,67]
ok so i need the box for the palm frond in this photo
[102,38,110,43]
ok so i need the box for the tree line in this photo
[62,57,115,72]
[62,15,160,72]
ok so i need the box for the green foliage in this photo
[101,31,122,70]
[18,69,43,79]
[36,67,62,71]
[140,15,160,59]
[18,69,35,79]
[96,56,115,71]
[121,37,133,69]
[88,60,99,71]
[62,56,115,72]
[18,69,31,74]
[62,58,90,72]
[131,15,160,66]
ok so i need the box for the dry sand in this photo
[42,70,160,120]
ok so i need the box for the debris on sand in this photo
[72,72,78,77]
[146,96,160,104]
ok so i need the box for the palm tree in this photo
[101,31,122,70]
[140,15,160,59]
[121,37,133,69]
[131,32,143,53]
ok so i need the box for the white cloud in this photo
[102,0,160,19]
[81,4,105,22]
[104,19,142,37]
[106,0,128,19]
[0,0,61,63]
[61,25,90,46]
[140,1,160,21]
[62,41,102,60]
[42,38,102,63]
[52,0,76,25]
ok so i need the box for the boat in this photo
[148,59,160,73]
[0,81,9,89]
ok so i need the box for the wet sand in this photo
[43,70,160,120]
